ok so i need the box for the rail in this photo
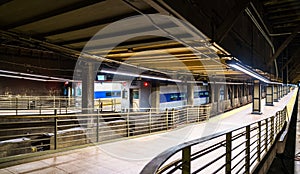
[0,95,123,115]
[0,105,210,162]
[140,106,288,174]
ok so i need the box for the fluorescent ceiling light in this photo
[227,62,270,83]
[0,69,71,82]
[100,69,182,83]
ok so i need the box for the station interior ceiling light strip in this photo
[0,69,71,82]
[226,59,271,83]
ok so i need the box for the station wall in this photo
[0,77,62,96]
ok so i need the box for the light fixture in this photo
[100,69,182,83]
[0,69,71,82]
[227,59,271,83]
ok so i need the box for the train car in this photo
[94,82,122,111]
[160,85,209,110]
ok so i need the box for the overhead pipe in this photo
[246,3,278,79]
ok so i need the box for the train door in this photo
[130,89,139,111]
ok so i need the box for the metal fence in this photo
[141,107,288,174]
[0,105,210,161]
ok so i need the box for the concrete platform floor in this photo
[0,89,297,174]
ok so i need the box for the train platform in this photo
[0,89,298,174]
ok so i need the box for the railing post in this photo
[96,109,99,142]
[186,107,189,124]
[53,96,56,108]
[15,97,18,115]
[271,117,274,143]
[172,108,175,128]
[65,98,68,114]
[149,109,152,133]
[39,97,42,115]
[182,146,191,174]
[59,99,61,114]
[275,113,278,134]
[54,109,57,150]
[245,126,250,174]
[127,110,130,137]
[279,111,282,129]
[257,121,261,162]
[265,119,268,152]
[226,132,232,174]
[197,106,200,122]
[166,108,169,130]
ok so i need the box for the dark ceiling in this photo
[0,0,299,83]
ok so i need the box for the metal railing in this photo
[141,107,288,174]
[0,105,210,160]
[0,95,124,115]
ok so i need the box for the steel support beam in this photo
[214,0,250,43]
[36,9,155,37]
[3,0,104,29]
[268,25,300,66]
[280,49,300,71]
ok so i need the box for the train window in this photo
[170,94,178,101]
[106,92,112,97]
[179,93,185,100]
[133,91,139,99]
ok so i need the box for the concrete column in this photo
[216,84,221,113]
[187,82,194,106]
[252,80,262,114]
[82,62,95,113]
[266,85,274,106]
[273,85,278,102]
[210,83,215,104]
[230,85,235,107]
[283,85,286,96]
[224,85,228,100]
[279,85,282,99]
[151,82,160,112]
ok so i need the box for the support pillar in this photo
[283,85,286,96]
[210,83,215,104]
[273,85,278,102]
[216,84,221,113]
[82,62,95,114]
[279,85,282,99]
[224,85,229,101]
[252,80,262,114]
[266,85,274,106]
[151,82,160,112]
[187,82,194,106]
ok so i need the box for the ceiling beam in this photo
[36,9,156,38]
[2,0,104,29]
[280,48,300,71]
[0,0,13,6]
[267,25,300,66]
[287,63,300,80]
[214,0,250,43]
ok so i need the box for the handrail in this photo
[140,106,288,174]
[0,105,211,161]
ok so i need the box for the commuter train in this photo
[75,82,209,111]
[159,85,209,109]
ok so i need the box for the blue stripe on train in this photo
[160,91,209,103]
[94,91,121,99]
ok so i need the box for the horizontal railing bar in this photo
[192,152,226,173]
[191,143,225,161]
[231,154,246,171]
